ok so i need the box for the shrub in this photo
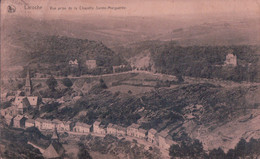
[62,78,73,88]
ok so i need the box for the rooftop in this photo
[75,122,91,128]
[128,123,140,129]
[52,119,63,124]
[26,119,35,123]
[157,130,169,138]
[138,128,147,134]
[148,128,157,134]
[14,115,26,121]
[93,121,101,126]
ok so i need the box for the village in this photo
[0,51,244,159]
[0,67,177,158]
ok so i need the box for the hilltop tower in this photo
[25,69,32,96]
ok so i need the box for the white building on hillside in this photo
[224,52,237,67]
[86,60,97,69]
[148,128,157,143]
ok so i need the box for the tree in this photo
[209,148,226,159]
[17,83,24,89]
[169,144,182,157]
[235,138,247,158]
[226,149,236,159]
[46,76,57,91]
[1,101,12,109]
[62,78,73,88]
[77,143,92,159]
[169,140,205,159]
[99,78,107,89]
[189,139,204,157]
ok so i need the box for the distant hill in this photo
[2,15,129,69]
[2,27,126,76]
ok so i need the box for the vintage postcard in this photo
[1,0,260,158]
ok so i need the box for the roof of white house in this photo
[148,128,157,135]
[35,118,53,124]
[128,123,140,129]
[52,119,62,124]
[14,115,26,121]
[100,125,106,129]
[86,60,96,62]
[93,121,101,126]
[108,123,119,129]
[107,123,115,128]
[43,119,54,124]
[42,98,53,103]
[25,118,35,124]
[157,130,169,138]
[35,118,45,123]
[138,128,147,134]
[75,122,91,128]
[226,53,236,58]
[117,126,126,131]
[64,121,71,125]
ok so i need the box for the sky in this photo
[1,0,260,19]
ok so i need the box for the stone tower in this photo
[25,69,32,96]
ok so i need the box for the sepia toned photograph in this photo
[1,0,260,158]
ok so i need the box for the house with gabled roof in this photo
[137,128,147,139]
[86,60,97,69]
[127,123,140,137]
[93,121,106,134]
[41,119,56,130]
[73,122,92,133]
[107,123,117,136]
[148,128,157,143]
[53,120,71,132]
[25,118,35,128]
[156,130,175,150]
[224,52,237,67]
[13,115,27,128]
[15,97,31,114]
[99,125,107,134]
[116,125,127,136]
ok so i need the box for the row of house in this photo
[3,114,176,151]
